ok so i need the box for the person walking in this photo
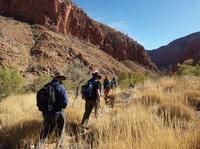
[111,77,118,89]
[103,75,111,103]
[81,71,102,128]
[36,71,68,148]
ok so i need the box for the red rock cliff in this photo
[0,0,156,69]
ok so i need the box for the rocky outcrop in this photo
[0,0,156,70]
[0,15,133,77]
[148,32,200,70]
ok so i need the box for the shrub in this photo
[177,59,200,76]
[177,65,200,76]
[62,59,90,90]
[31,75,51,92]
[118,72,145,87]
[0,67,24,99]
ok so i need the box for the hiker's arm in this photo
[96,89,101,106]
[60,86,68,108]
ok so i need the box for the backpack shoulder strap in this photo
[47,82,56,103]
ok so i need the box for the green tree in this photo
[0,67,24,100]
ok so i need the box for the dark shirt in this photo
[103,79,111,89]
[44,79,68,114]
[111,79,118,88]
[88,78,101,100]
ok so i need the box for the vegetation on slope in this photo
[0,67,24,100]
[177,59,200,76]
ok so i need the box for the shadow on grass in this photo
[66,121,99,148]
[0,120,99,149]
[0,120,41,149]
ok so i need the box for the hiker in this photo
[36,71,68,148]
[111,77,118,89]
[103,75,111,103]
[81,71,102,128]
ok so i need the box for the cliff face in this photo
[148,32,200,70]
[0,15,133,77]
[0,0,156,70]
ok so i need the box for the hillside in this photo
[0,15,135,78]
[0,0,156,70]
[148,32,200,70]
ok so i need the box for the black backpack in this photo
[104,79,111,89]
[36,83,56,112]
[81,79,96,100]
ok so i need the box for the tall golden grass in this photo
[0,76,200,149]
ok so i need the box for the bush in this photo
[31,75,51,92]
[118,72,145,87]
[0,67,24,99]
[63,59,90,90]
[177,59,200,76]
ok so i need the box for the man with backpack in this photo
[81,71,102,128]
[36,71,68,148]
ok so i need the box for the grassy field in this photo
[0,76,200,149]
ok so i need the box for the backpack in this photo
[104,79,111,89]
[81,79,96,100]
[36,83,56,112]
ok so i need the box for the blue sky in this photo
[73,0,200,50]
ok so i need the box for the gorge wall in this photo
[0,0,156,70]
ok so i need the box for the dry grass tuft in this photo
[157,104,196,124]
[0,76,200,148]
[137,91,163,106]
[185,90,200,108]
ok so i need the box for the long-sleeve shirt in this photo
[43,79,68,114]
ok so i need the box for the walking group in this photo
[36,70,118,148]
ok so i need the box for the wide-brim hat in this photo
[92,70,102,79]
[52,70,66,80]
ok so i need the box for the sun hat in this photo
[52,70,66,80]
[92,70,102,79]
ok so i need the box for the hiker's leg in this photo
[39,115,54,145]
[107,88,110,95]
[56,112,66,148]
[107,89,111,104]
[104,89,109,104]
[104,89,107,98]
[81,100,93,126]
[94,100,99,118]
[48,115,57,136]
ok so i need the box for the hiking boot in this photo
[56,138,64,149]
